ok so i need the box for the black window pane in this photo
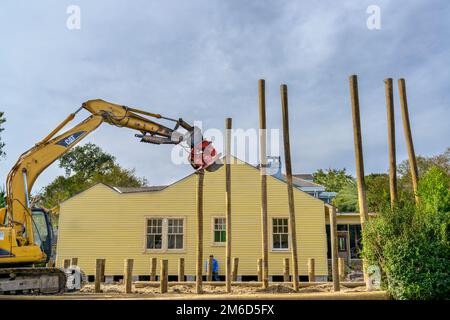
[281,234,289,248]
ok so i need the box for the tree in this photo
[0,111,5,158]
[37,143,148,210]
[365,174,390,213]
[398,147,449,189]
[332,180,358,212]
[312,168,354,192]
[58,143,115,179]
[332,175,390,213]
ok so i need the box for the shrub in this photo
[362,166,450,300]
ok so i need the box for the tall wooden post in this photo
[283,258,290,282]
[258,79,269,289]
[150,257,157,281]
[328,205,340,292]
[124,258,133,294]
[196,171,205,294]
[385,78,398,207]
[225,117,232,293]
[257,258,263,282]
[349,75,370,288]
[232,257,239,281]
[308,258,315,282]
[349,75,369,227]
[160,259,168,293]
[280,84,300,292]
[398,78,419,204]
[207,255,213,281]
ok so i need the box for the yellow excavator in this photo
[0,99,221,294]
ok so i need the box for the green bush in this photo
[362,166,450,300]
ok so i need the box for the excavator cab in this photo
[30,208,54,263]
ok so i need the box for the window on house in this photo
[213,218,226,243]
[146,217,184,251]
[147,218,163,249]
[272,218,289,250]
[168,218,184,249]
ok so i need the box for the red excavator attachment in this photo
[189,140,223,172]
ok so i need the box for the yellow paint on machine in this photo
[56,157,328,277]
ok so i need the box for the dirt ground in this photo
[0,283,388,300]
[78,282,369,295]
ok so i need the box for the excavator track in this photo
[0,267,67,295]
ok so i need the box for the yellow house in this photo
[56,157,329,281]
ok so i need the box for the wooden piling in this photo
[338,257,346,281]
[124,258,134,294]
[349,75,370,288]
[258,79,269,289]
[328,205,340,292]
[280,84,300,291]
[178,258,185,282]
[257,258,263,282]
[398,78,419,204]
[63,259,70,269]
[160,259,168,293]
[225,117,232,293]
[207,255,213,281]
[232,257,239,281]
[196,171,205,294]
[385,78,398,207]
[95,258,104,293]
[150,257,157,281]
[308,258,315,282]
[349,75,370,227]
[71,257,78,266]
[283,258,290,282]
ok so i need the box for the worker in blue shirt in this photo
[205,255,220,281]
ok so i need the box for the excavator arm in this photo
[2,99,221,251]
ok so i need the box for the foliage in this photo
[312,168,353,192]
[38,143,147,210]
[365,174,390,212]
[58,143,115,179]
[398,147,450,191]
[0,186,5,208]
[362,167,450,300]
[332,180,358,212]
[0,111,5,158]
[417,166,450,215]
[332,174,392,213]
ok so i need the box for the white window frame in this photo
[146,217,164,251]
[144,216,186,253]
[271,217,290,252]
[211,216,226,246]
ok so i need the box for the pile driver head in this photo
[189,140,223,172]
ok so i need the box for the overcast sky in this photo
[0,0,449,193]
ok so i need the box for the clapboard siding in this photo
[56,157,328,277]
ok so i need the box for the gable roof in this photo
[280,174,324,188]
[112,186,167,193]
[293,174,314,181]
[60,155,324,205]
